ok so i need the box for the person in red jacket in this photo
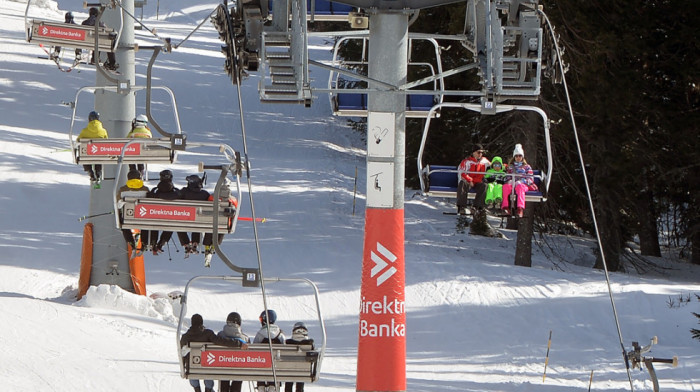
[456,144,491,215]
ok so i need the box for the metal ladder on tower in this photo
[259,0,312,105]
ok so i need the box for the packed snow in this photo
[1,0,699,391]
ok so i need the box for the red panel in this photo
[37,25,87,41]
[200,350,272,368]
[357,208,406,391]
[85,142,141,156]
[134,203,197,221]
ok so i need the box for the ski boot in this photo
[204,245,214,268]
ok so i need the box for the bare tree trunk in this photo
[512,114,539,267]
[514,206,534,267]
[692,230,700,265]
[637,189,661,257]
[593,201,623,271]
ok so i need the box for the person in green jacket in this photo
[77,111,108,182]
[483,156,506,209]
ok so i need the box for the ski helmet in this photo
[259,309,277,325]
[88,111,99,121]
[65,12,73,23]
[226,312,242,326]
[127,170,141,180]
[191,313,203,327]
[292,322,307,333]
[89,7,99,17]
[133,114,148,128]
[186,174,203,190]
[159,169,173,182]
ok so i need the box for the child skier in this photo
[483,156,506,210]
[501,144,537,218]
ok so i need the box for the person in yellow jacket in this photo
[77,111,108,182]
[127,114,152,176]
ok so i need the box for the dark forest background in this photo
[321,0,699,272]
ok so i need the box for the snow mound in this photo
[77,284,179,325]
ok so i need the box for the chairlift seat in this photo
[185,342,319,382]
[27,20,116,52]
[333,92,437,118]
[423,164,545,202]
[120,197,235,233]
[74,138,175,165]
[307,0,354,16]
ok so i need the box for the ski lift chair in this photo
[24,1,121,54]
[306,0,356,21]
[177,276,326,383]
[328,35,445,118]
[68,85,186,168]
[115,143,243,238]
[417,102,552,202]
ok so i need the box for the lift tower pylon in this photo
[88,0,137,291]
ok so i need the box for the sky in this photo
[1,0,699,391]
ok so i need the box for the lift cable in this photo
[114,0,216,50]
[226,14,281,387]
[540,9,634,392]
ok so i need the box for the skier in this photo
[126,114,152,176]
[76,110,108,183]
[117,170,150,252]
[217,312,250,392]
[284,322,314,392]
[483,156,507,210]
[81,7,118,70]
[501,144,537,218]
[178,174,210,255]
[51,12,81,61]
[456,143,490,215]
[149,170,182,254]
[254,310,285,392]
[180,313,248,392]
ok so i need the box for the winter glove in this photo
[180,346,191,357]
[484,176,495,183]
[496,177,508,184]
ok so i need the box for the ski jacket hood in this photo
[127,125,152,139]
[148,181,180,199]
[125,178,145,189]
[77,120,108,141]
[181,187,210,201]
[254,324,286,344]
[490,156,504,170]
[218,324,250,344]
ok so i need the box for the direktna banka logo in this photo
[370,241,397,286]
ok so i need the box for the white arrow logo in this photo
[370,242,397,286]
[90,144,98,154]
[206,352,215,365]
[138,206,147,217]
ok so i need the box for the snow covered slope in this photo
[1,0,699,390]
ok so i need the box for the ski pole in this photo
[543,330,552,382]
[587,369,594,392]
[78,210,114,221]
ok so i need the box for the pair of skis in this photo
[38,44,82,73]
[38,44,120,74]
[182,243,215,267]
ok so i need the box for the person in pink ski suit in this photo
[501,143,537,218]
